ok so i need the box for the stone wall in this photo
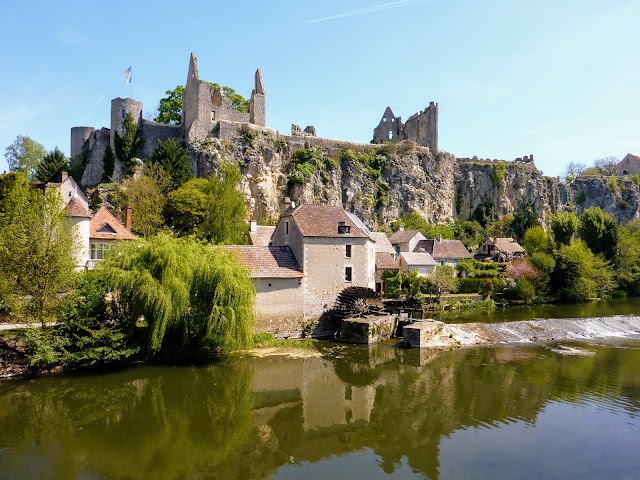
[81,128,111,186]
[110,98,143,153]
[253,277,305,337]
[139,121,183,159]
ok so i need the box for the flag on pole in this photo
[124,66,132,85]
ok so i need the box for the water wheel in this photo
[333,287,383,319]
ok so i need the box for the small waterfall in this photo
[451,315,640,346]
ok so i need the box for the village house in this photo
[369,231,400,294]
[270,204,376,320]
[49,172,135,269]
[616,153,640,176]
[474,237,526,262]
[413,238,473,268]
[248,219,275,246]
[399,252,437,276]
[389,229,427,254]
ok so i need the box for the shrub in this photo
[491,161,507,187]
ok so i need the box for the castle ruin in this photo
[372,103,438,152]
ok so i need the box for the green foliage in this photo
[340,149,388,180]
[486,213,514,238]
[578,207,618,261]
[375,180,389,208]
[272,137,286,152]
[457,277,504,294]
[287,147,334,186]
[511,199,539,240]
[165,162,248,244]
[514,279,536,304]
[155,85,185,124]
[616,219,640,295]
[470,201,497,227]
[553,240,616,301]
[522,226,551,255]
[35,147,68,183]
[121,169,168,237]
[102,145,115,183]
[98,234,255,354]
[456,259,500,278]
[452,219,485,250]
[491,161,507,187]
[550,211,578,246]
[0,177,78,325]
[208,82,249,113]
[607,176,621,194]
[429,266,458,301]
[114,113,143,175]
[399,212,455,239]
[4,135,46,178]
[241,125,258,147]
[455,188,463,215]
[148,138,192,189]
[576,190,587,205]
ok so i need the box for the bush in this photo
[457,277,504,294]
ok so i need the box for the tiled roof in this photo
[376,252,400,270]
[389,229,423,244]
[288,204,369,238]
[400,252,437,266]
[226,246,303,278]
[249,226,275,246]
[64,197,92,218]
[90,207,136,240]
[369,232,396,254]
[489,237,526,254]
[414,239,473,260]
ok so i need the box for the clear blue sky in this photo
[1,0,639,177]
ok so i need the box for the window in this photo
[338,221,351,234]
[90,243,114,260]
[388,131,393,140]
[285,221,289,235]
[395,245,401,254]
[345,244,352,258]
[345,266,353,282]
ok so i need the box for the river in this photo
[1,333,639,479]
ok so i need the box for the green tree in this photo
[4,135,46,178]
[427,265,458,302]
[209,82,249,113]
[114,113,143,174]
[35,147,68,183]
[165,161,248,244]
[102,146,115,182]
[154,85,185,124]
[452,219,485,250]
[521,226,551,255]
[98,234,255,354]
[0,176,78,325]
[511,199,539,240]
[550,211,579,247]
[121,168,168,237]
[553,240,616,301]
[148,138,192,189]
[486,213,514,238]
[616,219,640,295]
[578,207,618,261]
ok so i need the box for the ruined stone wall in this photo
[139,121,183,159]
[81,128,111,186]
[402,102,438,152]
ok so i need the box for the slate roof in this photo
[249,226,276,246]
[226,246,304,278]
[369,232,396,254]
[488,237,526,254]
[414,239,473,260]
[64,197,92,218]
[287,204,369,238]
[90,207,136,240]
[376,252,400,270]
[400,252,437,266]
[389,229,423,244]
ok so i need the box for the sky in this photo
[1,0,639,177]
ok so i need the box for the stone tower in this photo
[70,127,95,160]
[110,97,143,153]
[249,69,266,127]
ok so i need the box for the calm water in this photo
[436,297,640,324]
[1,337,640,479]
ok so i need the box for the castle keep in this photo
[71,53,440,186]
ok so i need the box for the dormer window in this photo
[97,223,117,234]
[338,221,350,234]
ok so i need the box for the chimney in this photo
[249,219,257,233]
[125,205,132,231]
[61,171,68,181]
[398,225,405,232]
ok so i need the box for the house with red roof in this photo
[617,153,640,175]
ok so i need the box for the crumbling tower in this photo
[249,69,266,127]
[372,102,439,152]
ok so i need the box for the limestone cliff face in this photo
[187,135,640,227]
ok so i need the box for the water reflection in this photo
[1,340,639,479]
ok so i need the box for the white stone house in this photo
[270,205,376,320]
[389,229,427,254]
[399,252,437,277]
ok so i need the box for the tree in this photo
[35,147,68,183]
[154,83,249,125]
[148,138,192,189]
[165,161,248,244]
[4,135,46,178]
[550,211,578,247]
[102,146,115,182]
[114,113,143,174]
[616,219,640,295]
[511,199,539,240]
[452,219,484,251]
[563,161,586,183]
[427,265,458,302]
[154,85,185,124]
[0,176,78,325]
[121,169,168,238]
[486,213,514,238]
[578,207,618,261]
[98,234,255,354]
[521,226,551,255]
[593,156,619,176]
[553,240,616,301]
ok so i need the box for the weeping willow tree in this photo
[97,234,255,354]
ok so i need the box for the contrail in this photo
[80,94,105,125]
[308,0,427,23]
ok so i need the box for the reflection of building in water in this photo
[252,356,376,432]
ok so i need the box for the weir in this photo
[404,315,640,348]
